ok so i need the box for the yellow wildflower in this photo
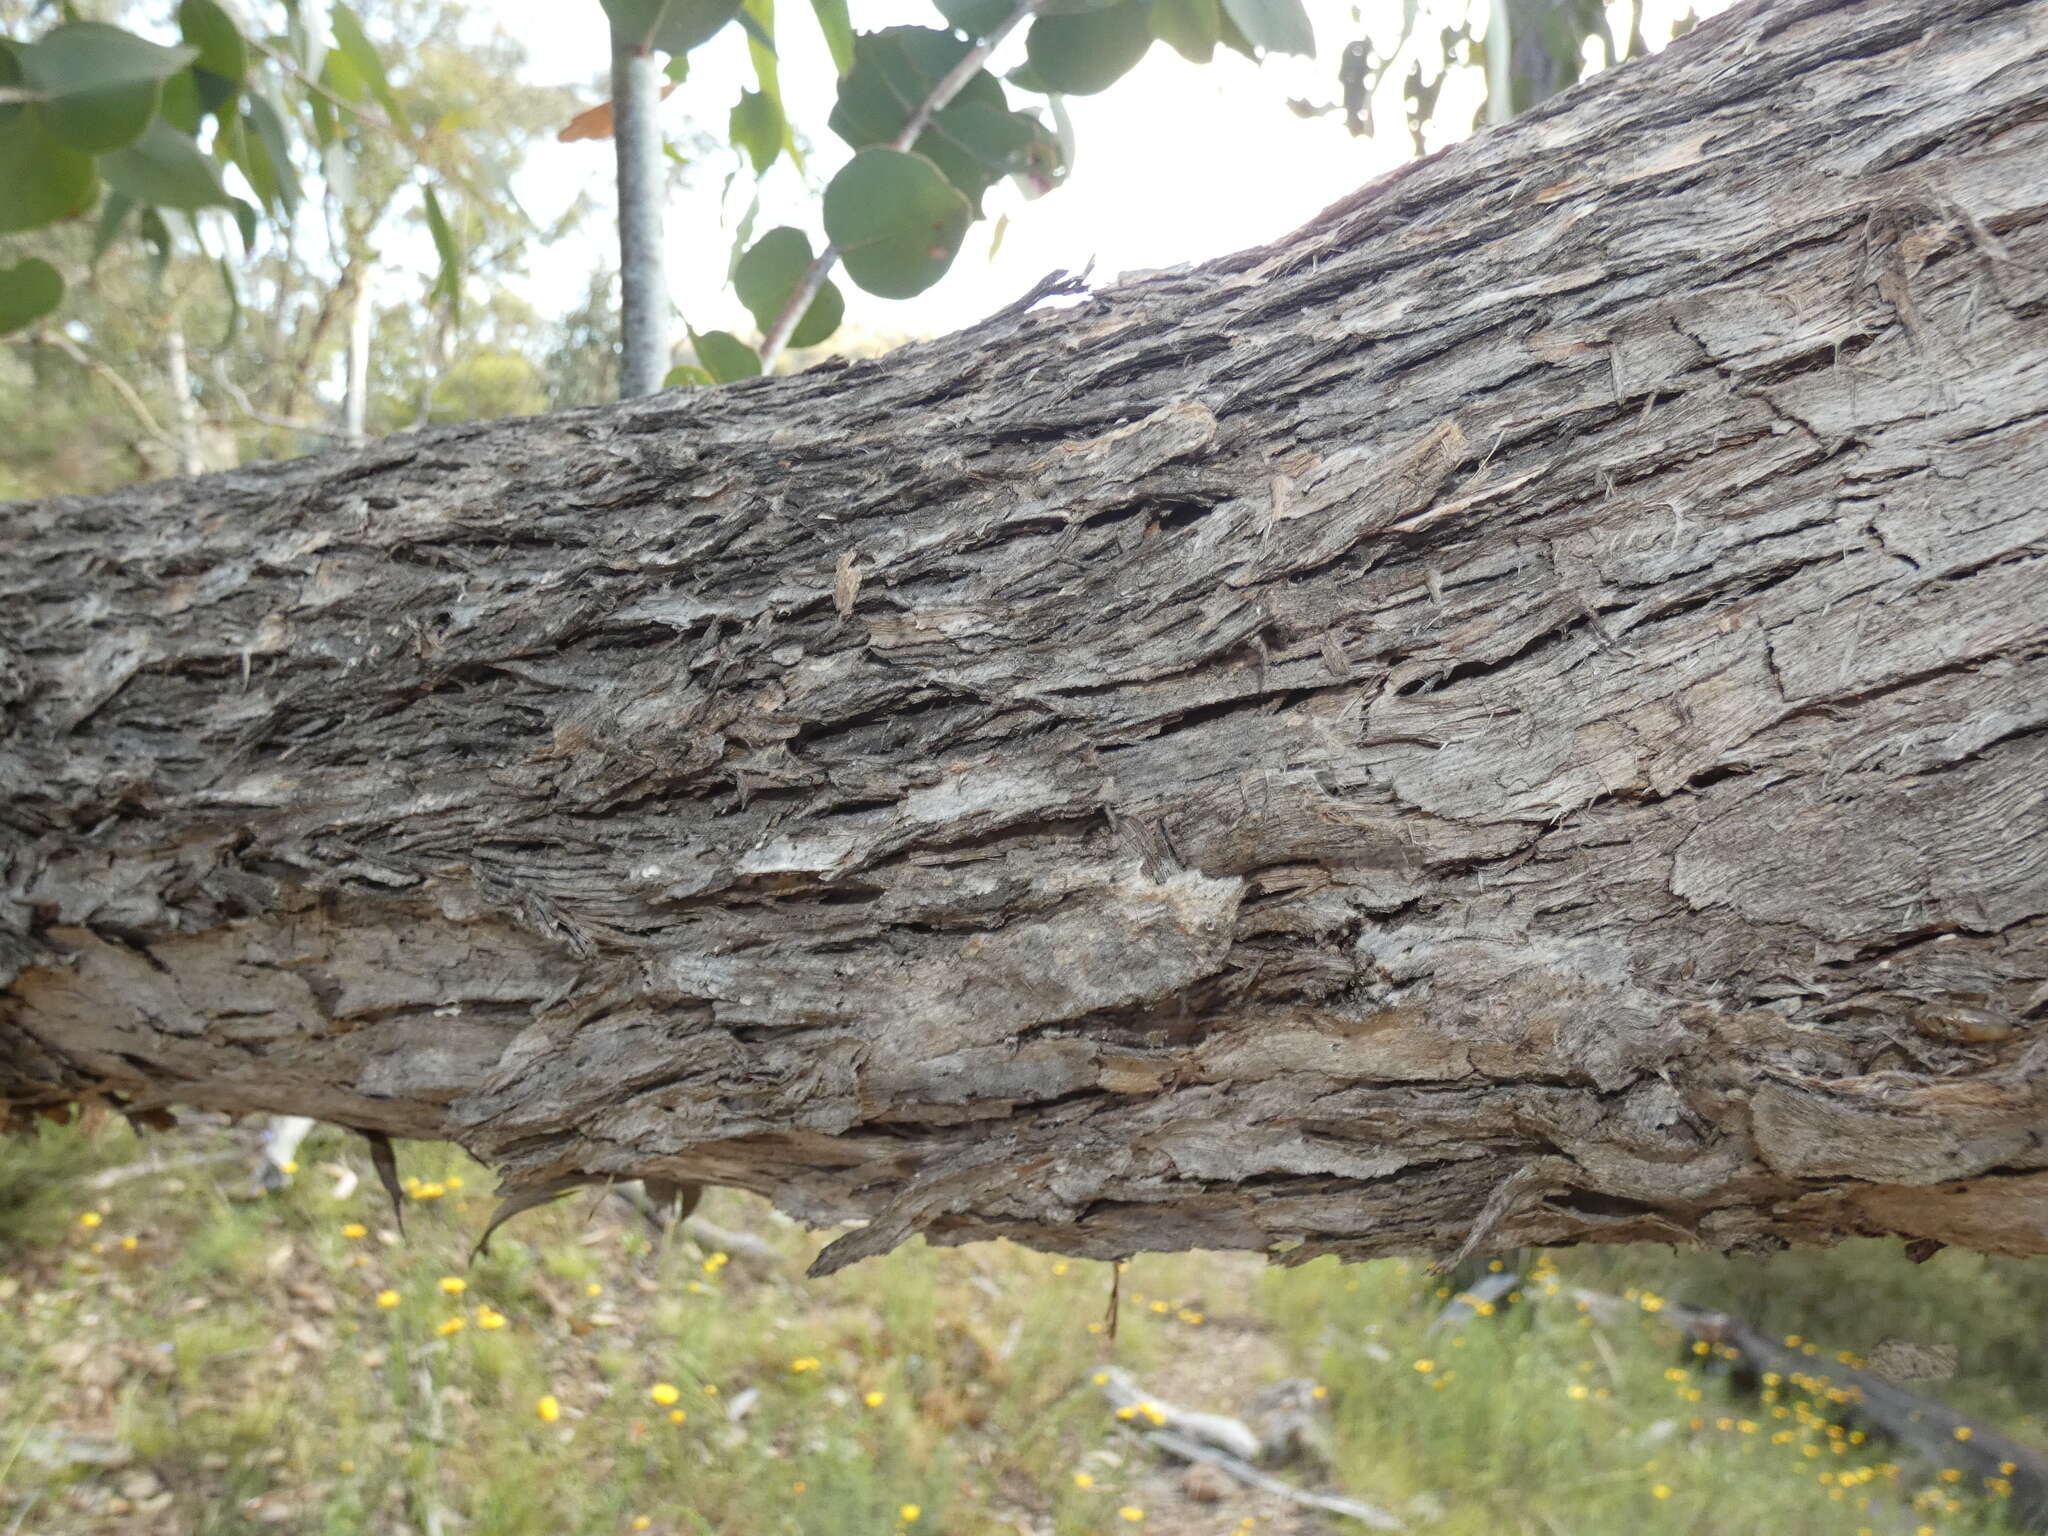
[477,1307,507,1330]
[341,1223,368,1239]
[899,1505,921,1523]
[1119,1507,1145,1523]
[438,1276,466,1295]
[535,1394,561,1423]
[650,1383,681,1406]
[1953,1426,1973,1441]
[77,1212,102,1230]
[436,1316,465,1336]
[1652,1485,1671,1500]
[586,1282,603,1298]
[375,1290,400,1309]
[1413,1359,1435,1374]
[668,1409,686,1425]
[1074,1473,1095,1489]
[864,1391,887,1408]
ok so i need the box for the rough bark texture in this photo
[4,0,2046,1274]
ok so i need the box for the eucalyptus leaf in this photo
[601,0,745,56]
[822,146,971,300]
[1025,1,1152,95]
[179,0,247,115]
[101,118,231,209]
[688,326,762,382]
[18,22,195,153]
[733,226,843,349]
[663,363,713,388]
[829,28,1042,213]
[0,105,96,233]
[1219,0,1312,55]
[0,256,63,336]
[806,0,855,74]
[423,184,462,322]
[730,88,782,174]
[241,93,302,214]
[1151,0,1219,62]
[935,0,1012,38]
[330,3,406,128]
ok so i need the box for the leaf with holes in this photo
[823,147,971,300]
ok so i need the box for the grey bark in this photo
[611,40,669,397]
[3,0,2046,1275]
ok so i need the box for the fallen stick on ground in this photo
[1091,1366,1405,1530]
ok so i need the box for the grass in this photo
[1,1114,2040,1535]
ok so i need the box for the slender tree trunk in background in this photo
[611,38,668,397]
[162,325,202,479]
[344,275,373,449]
[3,0,2045,1275]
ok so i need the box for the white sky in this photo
[494,0,1727,345]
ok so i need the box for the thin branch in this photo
[208,360,342,439]
[756,0,1045,372]
[14,328,172,446]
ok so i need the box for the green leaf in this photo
[822,146,971,300]
[101,118,231,209]
[664,52,691,83]
[1218,0,1312,55]
[935,0,1014,37]
[92,191,135,263]
[0,256,63,336]
[807,0,855,74]
[601,0,745,56]
[330,3,406,129]
[18,22,196,153]
[215,253,242,346]
[1026,2,1152,95]
[138,206,173,282]
[688,327,761,382]
[239,93,302,214]
[1151,0,1219,61]
[179,0,247,116]
[422,184,462,323]
[0,105,97,233]
[733,226,843,349]
[741,0,802,171]
[663,363,713,388]
[829,28,1048,214]
[729,88,782,175]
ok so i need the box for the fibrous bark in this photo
[4,0,2046,1274]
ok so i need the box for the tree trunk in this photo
[3,0,2044,1275]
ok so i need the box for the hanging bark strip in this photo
[3,0,2046,1271]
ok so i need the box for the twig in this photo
[1137,1426,1407,1530]
[14,328,172,446]
[755,0,1045,371]
[209,361,341,439]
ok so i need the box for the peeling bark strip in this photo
[4,0,2047,1272]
